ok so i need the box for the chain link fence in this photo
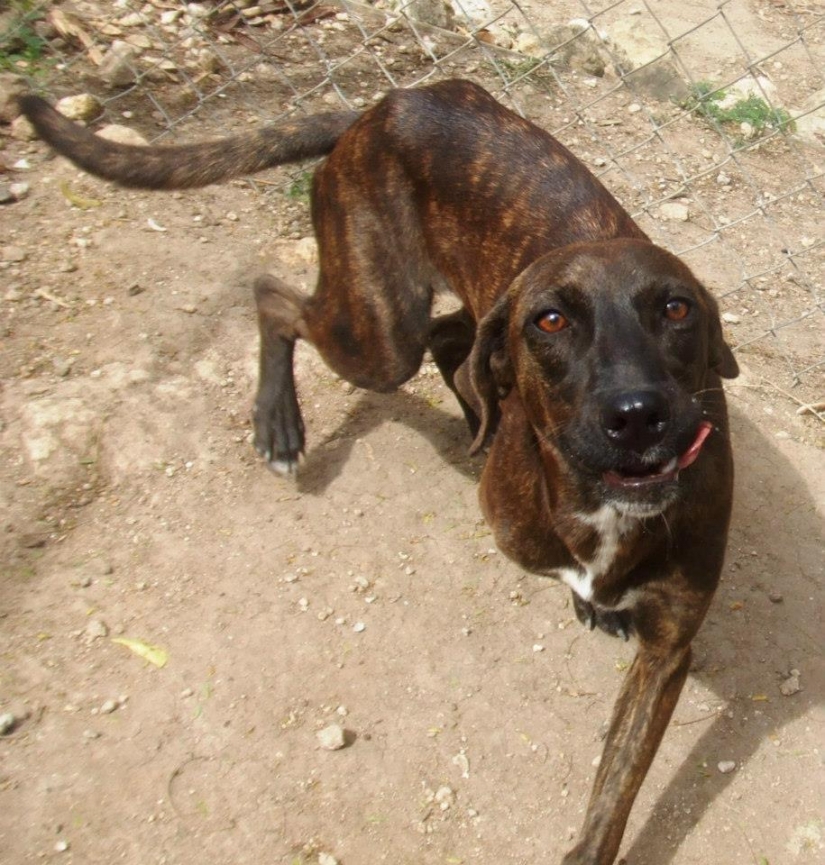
[3,0,824,414]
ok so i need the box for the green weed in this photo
[287,170,313,201]
[0,2,50,73]
[683,81,795,140]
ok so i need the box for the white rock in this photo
[450,0,491,27]
[607,18,668,68]
[56,94,102,122]
[96,124,148,146]
[515,31,543,58]
[85,619,109,640]
[317,723,347,751]
[718,76,777,111]
[722,312,741,324]
[435,785,455,809]
[793,87,825,145]
[10,115,37,141]
[99,41,139,88]
[9,182,30,200]
[659,201,689,222]
[740,121,756,140]
[293,236,318,264]
[779,671,801,696]
[717,760,736,774]
[2,245,27,262]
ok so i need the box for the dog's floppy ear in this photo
[469,293,514,454]
[706,293,739,378]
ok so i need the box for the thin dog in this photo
[20,80,738,864]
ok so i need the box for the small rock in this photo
[739,121,755,140]
[659,201,690,222]
[722,312,741,324]
[318,854,339,865]
[100,699,118,715]
[9,182,30,201]
[0,712,17,735]
[10,115,37,141]
[53,356,75,377]
[56,94,102,123]
[96,124,148,146]
[779,671,801,697]
[514,31,542,58]
[717,760,736,774]
[317,723,347,751]
[117,11,144,27]
[768,590,783,603]
[99,40,139,87]
[435,785,455,810]
[82,729,101,740]
[2,245,27,263]
[85,619,109,641]
[293,236,318,265]
[353,621,366,633]
[0,186,13,205]
[54,840,70,853]
[628,102,642,114]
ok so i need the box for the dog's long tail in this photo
[18,95,361,190]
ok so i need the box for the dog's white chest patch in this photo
[555,507,636,602]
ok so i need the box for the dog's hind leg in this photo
[252,274,309,475]
[428,308,480,439]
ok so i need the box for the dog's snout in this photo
[601,390,670,452]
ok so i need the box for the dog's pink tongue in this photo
[678,421,713,470]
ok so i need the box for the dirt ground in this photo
[1,3,824,865]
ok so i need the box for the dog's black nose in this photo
[601,390,670,452]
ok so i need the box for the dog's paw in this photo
[252,401,305,477]
[572,592,633,641]
[256,445,303,477]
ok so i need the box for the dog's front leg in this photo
[562,638,692,865]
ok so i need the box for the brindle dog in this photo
[20,80,738,864]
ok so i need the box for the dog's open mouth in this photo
[603,421,713,489]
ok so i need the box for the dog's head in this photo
[470,239,738,516]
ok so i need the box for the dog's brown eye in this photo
[664,299,691,322]
[536,310,569,334]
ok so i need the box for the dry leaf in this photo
[112,637,169,668]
